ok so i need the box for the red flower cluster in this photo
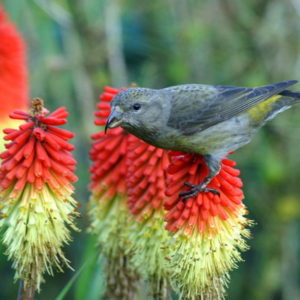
[0,6,28,118]
[164,152,244,234]
[90,87,129,198]
[91,87,245,234]
[0,101,77,193]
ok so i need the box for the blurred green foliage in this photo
[1,0,300,299]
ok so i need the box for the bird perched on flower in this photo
[106,80,300,199]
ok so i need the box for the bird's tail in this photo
[278,90,300,104]
[259,89,300,123]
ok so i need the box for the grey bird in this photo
[105,80,300,199]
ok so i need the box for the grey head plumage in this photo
[106,87,172,144]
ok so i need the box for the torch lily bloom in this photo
[164,151,251,298]
[0,6,28,152]
[89,87,139,299]
[89,86,130,252]
[0,99,78,293]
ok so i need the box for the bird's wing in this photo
[166,80,298,135]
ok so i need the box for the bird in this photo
[105,80,300,199]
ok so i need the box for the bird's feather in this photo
[166,80,298,135]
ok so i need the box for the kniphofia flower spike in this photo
[0,99,79,293]
[0,6,28,152]
[89,87,139,299]
[164,151,251,298]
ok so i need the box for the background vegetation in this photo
[1,0,300,299]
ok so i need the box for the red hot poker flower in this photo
[89,127,129,198]
[0,99,79,292]
[0,6,28,119]
[89,86,129,198]
[0,99,77,195]
[89,87,140,299]
[164,151,244,235]
[0,6,28,153]
[163,151,250,298]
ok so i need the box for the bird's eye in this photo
[132,103,141,111]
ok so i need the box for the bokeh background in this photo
[1,0,300,299]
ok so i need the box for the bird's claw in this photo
[179,182,220,200]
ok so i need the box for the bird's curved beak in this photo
[105,111,122,133]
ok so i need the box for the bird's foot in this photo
[179,182,220,200]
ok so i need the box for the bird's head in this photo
[105,88,169,138]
